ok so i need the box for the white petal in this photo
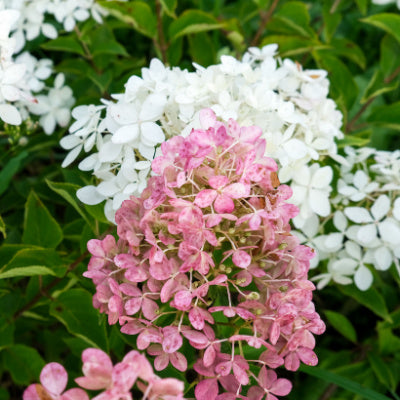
[3,64,26,85]
[378,219,400,244]
[357,224,377,244]
[283,139,308,160]
[290,185,307,205]
[78,154,98,171]
[345,241,361,260]
[309,189,331,216]
[393,198,400,221]
[42,23,58,39]
[332,258,358,274]
[371,195,390,221]
[98,141,122,162]
[77,185,106,205]
[344,207,373,223]
[97,180,120,197]
[138,143,156,160]
[139,94,166,121]
[1,85,20,101]
[333,211,347,232]
[324,233,343,250]
[108,103,138,125]
[112,124,139,144]
[353,170,368,190]
[374,247,392,271]
[41,114,56,135]
[55,108,71,127]
[311,166,333,189]
[140,121,165,146]
[61,145,82,168]
[0,104,22,125]
[354,266,373,291]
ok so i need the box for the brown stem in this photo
[250,0,280,47]
[319,383,338,400]
[330,0,342,14]
[12,251,89,321]
[346,97,375,133]
[155,0,168,64]
[384,64,400,84]
[347,62,400,133]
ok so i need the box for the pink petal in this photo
[173,290,193,311]
[60,388,90,400]
[194,189,217,208]
[154,353,169,371]
[149,378,184,397]
[125,297,142,315]
[195,378,218,400]
[298,347,318,366]
[209,175,229,189]
[199,108,217,129]
[114,254,137,269]
[215,361,232,376]
[270,378,292,396]
[232,250,251,269]
[189,307,205,330]
[182,330,209,347]
[223,182,250,199]
[284,352,300,371]
[162,326,183,353]
[87,239,105,257]
[112,362,137,392]
[40,363,68,396]
[240,125,262,143]
[214,194,234,214]
[170,352,188,372]
[23,384,42,400]
[142,297,159,320]
[203,345,216,367]
[233,363,249,385]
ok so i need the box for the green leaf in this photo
[368,101,400,130]
[188,32,215,66]
[339,284,391,321]
[300,365,393,400]
[50,288,108,350]
[329,38,366,70]
[368,353,397,391]
[261,35,327,57]
[336,131,371,148]
[1,248,66,278]
[324,310,357,343]
[169,10,223,41]
[0,317,14,351]
[362,13,400,44]
[268,1,315,38]
[98,1,157,38]
[322,1,342,42]
[380,34,400,79]
[84,203,111,225]
[0,266,57,279]
[160,0,177,17]
[41,36,85,55]
[0,214,5,239]
[46,180,94,231]
[355,0,368,15]
[314,53,358,112]
[378,327,400,355]
[87,69,113,93]
[361,69,399,103]
[0,151,28,196]
[1,345,45,385]
[22,191,63,248]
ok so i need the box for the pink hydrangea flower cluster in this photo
[23,348,184,400]
[84,109,325,399]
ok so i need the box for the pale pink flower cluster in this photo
[84,109,325,399]
[23,348,184,400]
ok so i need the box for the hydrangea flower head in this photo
[85,109,325,399]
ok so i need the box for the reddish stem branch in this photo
[250,0,280,47]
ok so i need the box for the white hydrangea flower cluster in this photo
[0,8,74,132]
[61,45,343,222]
[0,0,119,53]
[296,147,400,291]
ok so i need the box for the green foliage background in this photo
[1,0,400,399]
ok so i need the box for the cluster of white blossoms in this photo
[0,7,74,132]
[0,0,117,53]
[61,44,343,222]
[295,147,400,291]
